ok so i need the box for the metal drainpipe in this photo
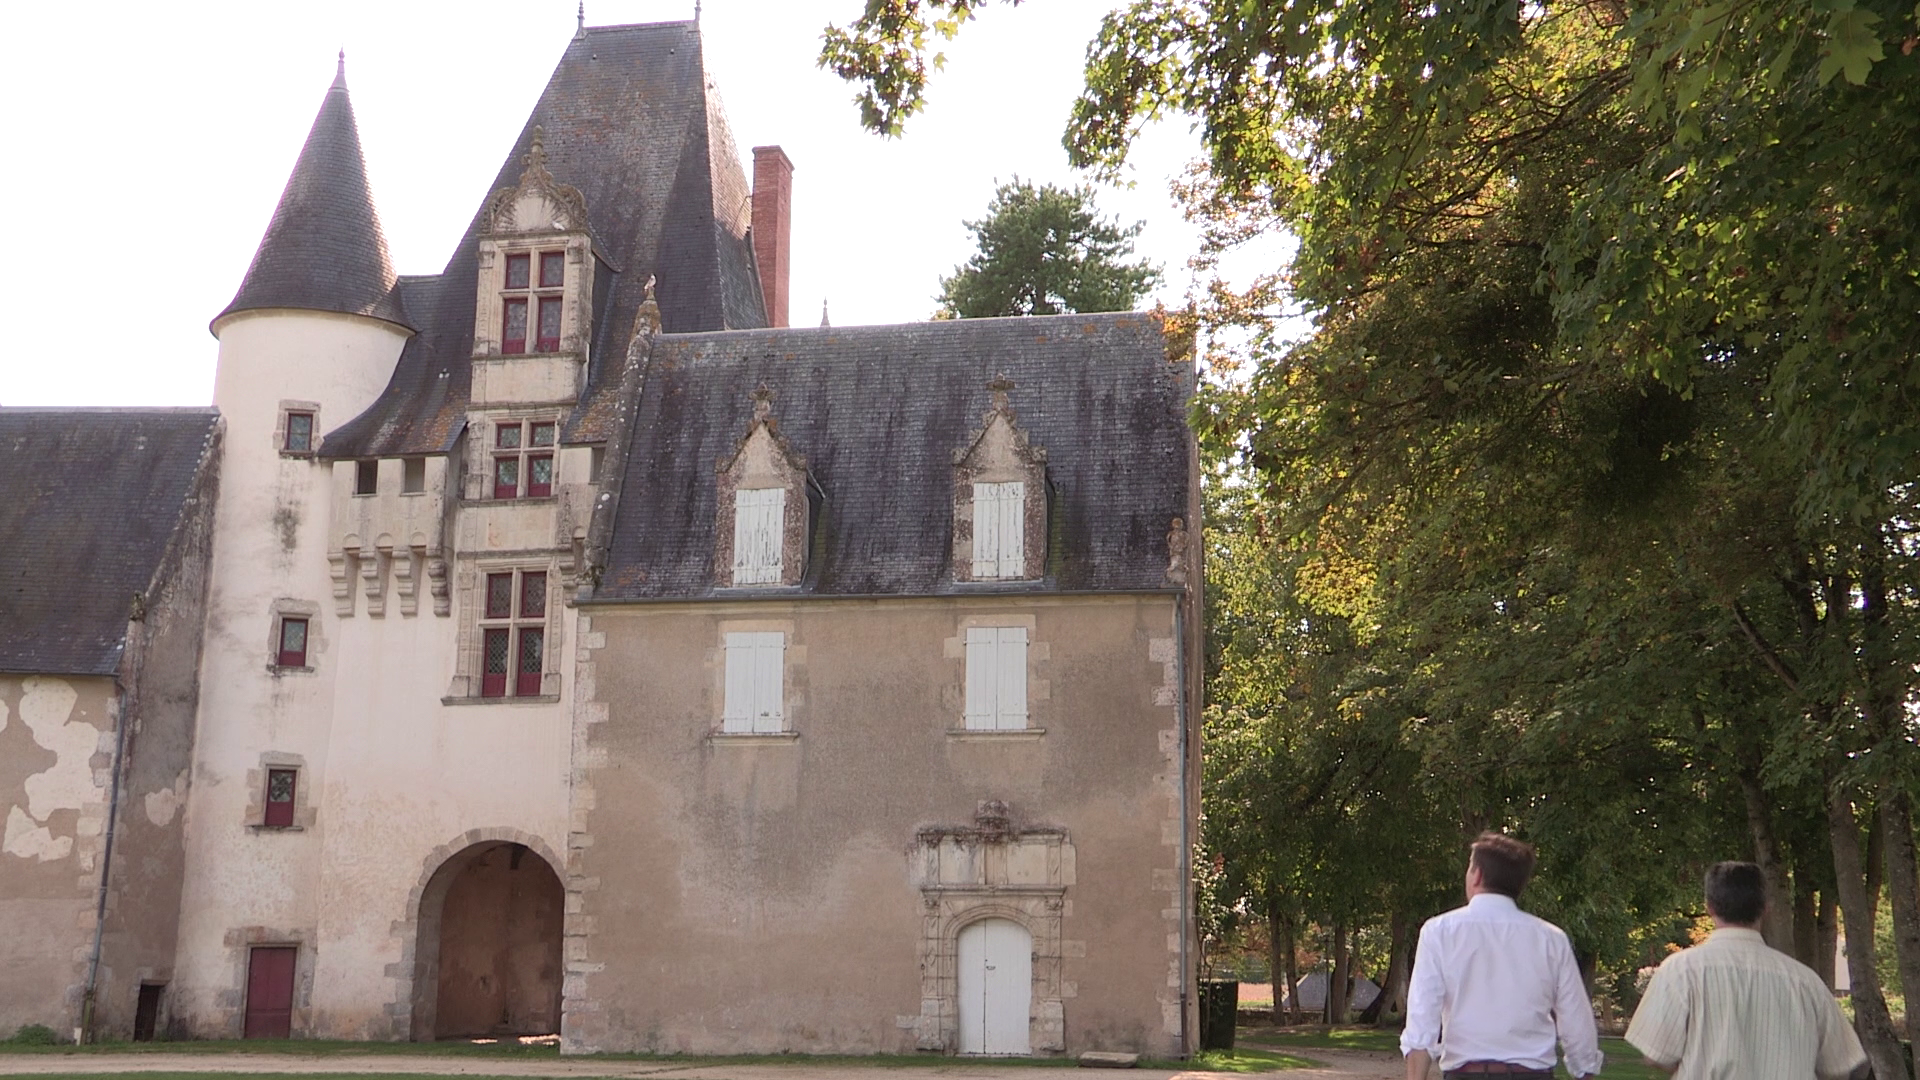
[80,609,142,1042]
[1174,598,1192,1056]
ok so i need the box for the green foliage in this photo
[935,179,1160,318]
[818,0,1016,136]
[3,1025,59,1046]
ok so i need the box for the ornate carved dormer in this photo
[470,127,596,405]
[713,386,813,588]
[951,375,1048,582]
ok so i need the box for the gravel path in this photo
[0,1047,1404,1079]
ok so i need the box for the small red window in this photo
[486,573,514,619]
[517,629,545,697]
[276,618,308,668]
[527,455,553,498]
[539,251,565,288]
[264,769,296,828]
[530,422,555,447]
[520,572,547,618]
[536,297,562,352]
[482,628,510,698]
[284,413,314,453]
[505,253,531,290]
[493,457,520,499]
[503,298,528,354]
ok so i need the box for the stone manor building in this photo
[0,18,1201,1059]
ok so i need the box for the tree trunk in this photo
[1792,873,1821,972]
[1267,894,1293,1026]
[1384,911,1413,1024]
[1828,789,1908,1080]
[1359,913,1408,1026]
[1741,768,1796,951]
[1329,918,1350,1024]
[1869,810,1886,935]
[1881,792,1920,1047]
[1282,915,1301,1024]
[1818,891,1840,992]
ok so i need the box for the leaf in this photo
[1819,7,1885,85]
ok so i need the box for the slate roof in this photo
[0,409,220,676]
[214,60,408,330]
[593,313,1193,600]
[320,20,765,459]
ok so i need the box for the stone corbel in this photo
[395,546,421,617]
[329,551,357,617]
[427,555,450,617]
[362,544,388,618]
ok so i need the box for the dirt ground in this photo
[0,1046,1405,1079]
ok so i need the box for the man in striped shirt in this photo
[1626,862,1866,1080]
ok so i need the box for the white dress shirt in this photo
[1400,893,1604,1077]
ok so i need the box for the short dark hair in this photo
[1470,833,1537,898]
[1705,862,1767,925]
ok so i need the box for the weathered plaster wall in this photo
[88,433,222,1039]
[566,594,1189,1058]
[0,675,119,1038]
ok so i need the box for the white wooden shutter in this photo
[996,482,1025,578]
[732,488,785,585]
[971,483,1001,577]
[964,627,998,729]
[722,633,755,732]
[752,632,785,732]
[995,627,1028,729]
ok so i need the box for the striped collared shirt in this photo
[1626,927,1866,1080]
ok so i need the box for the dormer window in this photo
[501,251,564,354]
[493,420,556,499]
[953,376,1047,583]
[970,482,1025,579]
[714,387,811,589]
[732,489,785,585]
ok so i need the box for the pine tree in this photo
[936,179,1159,319]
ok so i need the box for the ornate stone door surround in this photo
[911,801,1074,1054]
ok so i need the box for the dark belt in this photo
[1444,1064,1554,1078]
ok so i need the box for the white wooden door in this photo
[957,918,1032,1054]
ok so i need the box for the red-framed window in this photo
[284,412,314,453]
[276,617,309,668]
[480,569,547,698]
[492,420,556,499]
[500,250,563,355]
[264,768,297,827]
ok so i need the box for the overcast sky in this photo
[0,0,1280,407]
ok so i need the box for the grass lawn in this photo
[1239,1028,1664,1079]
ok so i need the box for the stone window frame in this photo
[275,400,320,457]
[944,614,1049,737]
[951,377,1048,584]
[484,415,562,501]
[266,599,320,675]
[443,557,563,704]
[709,617,803,741]
[713,386,813,590]
[470,129,592,361]
[244,752,314,831]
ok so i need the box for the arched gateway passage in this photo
[410,841,563,1040]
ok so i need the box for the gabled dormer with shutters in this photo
[469,127,596,407]
[714,386,813,589]
[952,376,1048,583]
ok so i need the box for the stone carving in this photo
[481,126,589,236]
[1165,516,1190,586]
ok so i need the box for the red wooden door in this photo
[244,946,296,1039]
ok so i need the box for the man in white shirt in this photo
[1626,861,1866,1080]
[1401,833,1602,1080]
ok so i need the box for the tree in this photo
[935,178,1160,318]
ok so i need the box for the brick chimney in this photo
[751,146,793,328]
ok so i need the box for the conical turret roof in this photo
[213,55,408,331]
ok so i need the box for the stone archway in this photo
[408,839,564,1040]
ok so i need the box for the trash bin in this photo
[1199,978,1239,1051]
